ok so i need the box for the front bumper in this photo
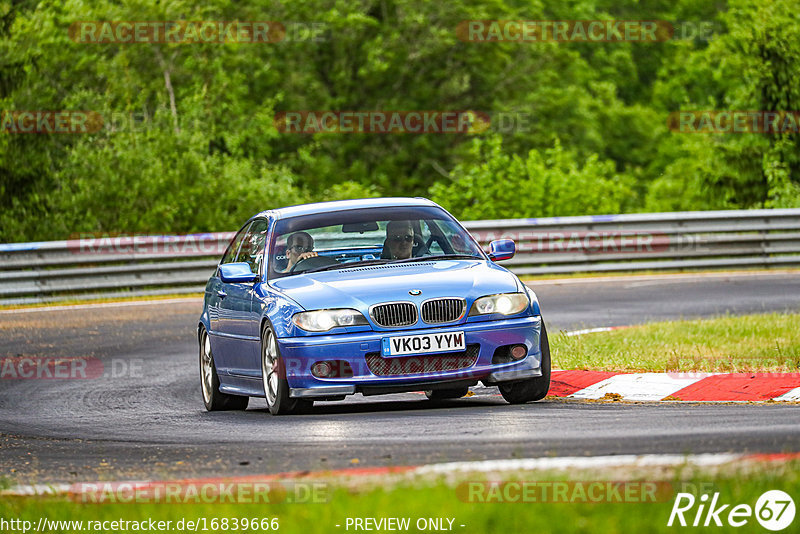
[279,315,542,399]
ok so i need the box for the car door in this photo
[221,218,269,378]
[207,221,252,375]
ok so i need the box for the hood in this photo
[268,260,521,311]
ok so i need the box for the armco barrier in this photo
[1,209,799,305]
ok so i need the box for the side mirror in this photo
[219,262,258,283]
[488,239,515,261]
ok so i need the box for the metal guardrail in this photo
[1,209,799,305]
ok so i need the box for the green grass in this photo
[2,461,799,533]
[553,312,800,373]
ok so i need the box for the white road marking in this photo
[3,483,71,495]
[412,453,743,474]
[0,297,202,315]
[774,386,800,402]
[568,372,715,401]
[525,270,800,286]
[564,326,623,336]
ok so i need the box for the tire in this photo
[199,326,249,411]
[425,387,469,400]
[261,323,313,415]
[499,322,551,404]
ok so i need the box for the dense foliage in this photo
[1,0,798,241]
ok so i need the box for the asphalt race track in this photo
[1,271,799,484]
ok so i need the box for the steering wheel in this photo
[424,235,449,255]
[412,237,430,257]
[289,255,339,273]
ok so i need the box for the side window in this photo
[219,222,252,267]
[273,233,290,273]
[236,218,269,274]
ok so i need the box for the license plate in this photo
[382,331,465,356]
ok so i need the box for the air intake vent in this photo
[365,344,480,376]
[348,262,434,272]
[370,302,417,328]
[421,298,466,324]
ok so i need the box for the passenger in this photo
[282,231,317,271]
[384,220,415,260]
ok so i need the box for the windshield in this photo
[268,206,485,278]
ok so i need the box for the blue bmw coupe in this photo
[198,198,549,414]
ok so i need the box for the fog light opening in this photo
[311,360,354,378]
[311,361,334,378]
[510,344,527,360]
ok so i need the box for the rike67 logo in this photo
[668,490,795,530]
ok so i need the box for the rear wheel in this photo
[199,326,249,411]
[499,322,551,404]
[261,323,313,415]
[424,387,469,400]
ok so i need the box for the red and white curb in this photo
[549,370,800,402]
[555,325,800,401]
[6,452,800,497]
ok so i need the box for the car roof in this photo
[253,197,439,220]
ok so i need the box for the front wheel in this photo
[261,323,312,415]
[499,322,551,404]
[199,326,249,411]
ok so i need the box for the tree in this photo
[430,135,634,220]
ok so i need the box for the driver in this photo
[282,231,318,271]
[385,220,415,260]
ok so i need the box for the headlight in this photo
[292,309,368,332]
[468,293,529,316]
